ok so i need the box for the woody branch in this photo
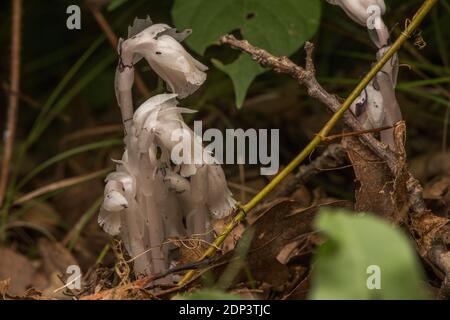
[219,35,397,171]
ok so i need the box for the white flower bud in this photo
[102,190,129,212]
[98,208,121,236]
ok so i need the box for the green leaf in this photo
[107,0,129,11]
[212,55,264,108]
[177,288,240,300]
[309,208,429,300]
[172,0,321,107]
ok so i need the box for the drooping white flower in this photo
[98,169,135,236]
[103,190,129,212]
[132,93,236,219]
[327,0,385,25]
[326,0,389,48]
[118,18,208,99]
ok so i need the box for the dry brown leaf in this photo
[36,238,79,298]
[38,238,78,276]
[0,247,35,296]
[411,211,450,257]
[213,199,347,290]
[342,128,408,223]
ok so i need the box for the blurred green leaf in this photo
[172,0,321,107]
[108,0,129,11]
[309,208,429,300]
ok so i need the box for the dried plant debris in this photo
[342,133,408,222]
[205,200,350,295]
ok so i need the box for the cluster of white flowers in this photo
[328,0,402,150]
[99,17,235,277]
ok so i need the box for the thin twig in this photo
[178,0,439,286]
[59,124,122,146]
[13,167,111,205]
[0,0,22,208]
[322,126,392,142]
[2,82,40,109]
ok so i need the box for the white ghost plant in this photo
[99,17,235,278]
[329,1,403,151]
[326,0,389,48]
[350,75,385,130]
[117,17,208,100]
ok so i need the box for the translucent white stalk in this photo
[330,1,403,151]
[99,17,235,278]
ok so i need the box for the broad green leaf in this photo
[309,209,429,300]
[212,55,264,108]
[172,0,321,107]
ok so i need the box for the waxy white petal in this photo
[103,190,129,212]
